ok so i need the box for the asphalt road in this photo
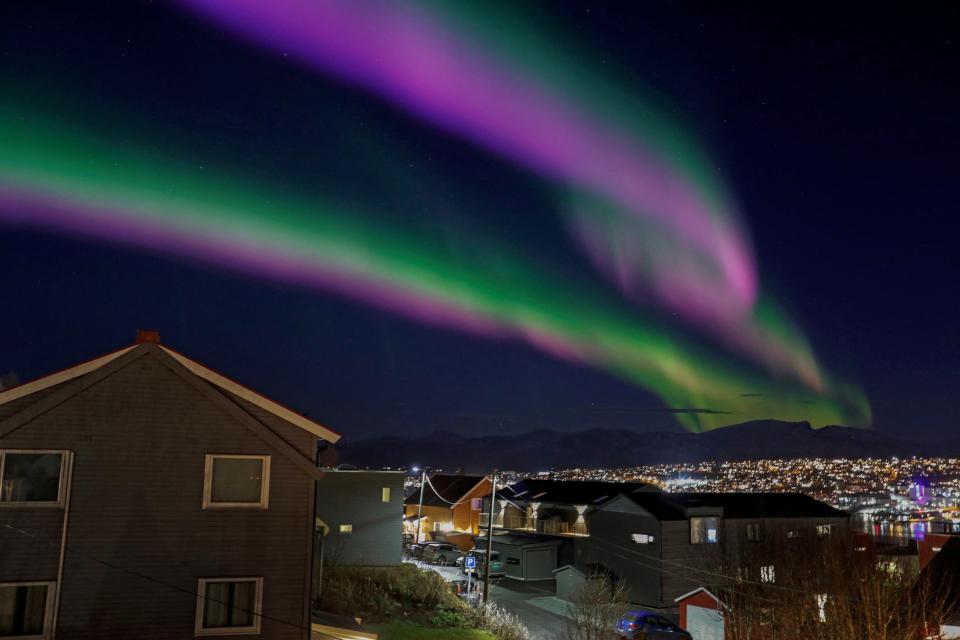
[490,579,568,640]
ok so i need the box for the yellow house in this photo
[404,474,492,549]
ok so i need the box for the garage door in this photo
[523,548,555,580]
[686,605,724,640]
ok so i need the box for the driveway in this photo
[490,579,569,640]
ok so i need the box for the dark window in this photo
[0,452,63,503]
[746,523,761,542]
[204,455,269,507]
[0,583,50,637]
[787,529,801,539]
[198,579,260,634]
[690,517,720,544]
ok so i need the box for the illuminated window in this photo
[690,517,719,544]
[0,582,56,637]
[471,498,483,510]
[816,524,832,537]
[786,529,801,539]
[340,524,353,534]
[195,577,262,636]
[746,523,761,542]
[631,533,655,544]
[203,455,270,509]
[760,565,775,583]
[0,451,65,505]
[382,487,391,502]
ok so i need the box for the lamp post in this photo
[414,467,426,544]
[483,471,497,604]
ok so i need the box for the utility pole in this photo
[483,470,497,604]
[414,467,426,544]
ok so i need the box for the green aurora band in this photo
[0,107,870,431]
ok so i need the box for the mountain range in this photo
[336,420,954,473]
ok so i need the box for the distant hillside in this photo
[336,420,946,473]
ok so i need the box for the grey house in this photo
[479,479,657,579]
[314,469,406,567]
[587,491,851,609]
[0,331,339,639]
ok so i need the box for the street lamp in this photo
[413,466,426,544]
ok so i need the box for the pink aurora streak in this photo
[179,0,758,315]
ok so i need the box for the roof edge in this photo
[159,345,340,443]
[0,345,136,407]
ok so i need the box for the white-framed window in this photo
[0,451,66,507]
[816,524,832,537]
[195,577,263,636]
[339,524,353,534]
[760,565,776,583]
[381,487,391,503]
[690,517,719,544]
[202,455,270,509]
[630,533,655,544]
[0,581,57,639]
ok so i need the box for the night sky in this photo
[1,2,957,442]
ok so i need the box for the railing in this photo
[479,513,589,537]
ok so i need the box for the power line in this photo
[1,520,317,635]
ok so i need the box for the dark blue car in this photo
[617,611,692,639]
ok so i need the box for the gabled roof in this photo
[553,562,608,577]
[406,474,488,508]
[498,478,657,507]
[674,587,729,609]
[160,345,339,442]
[0,340,339,443]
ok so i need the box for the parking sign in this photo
[465,556,477,569]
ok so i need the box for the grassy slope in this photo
[371,621,495,640]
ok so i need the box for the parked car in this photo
[407,543,426,559]
[402,533,415,549]
[462,549,505,579]
[617,611,692,639]
[422,542,464,565]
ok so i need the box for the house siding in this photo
[588,506,851,609]
[315,471,405,566]
[587,510,664,607]
[451,479,490,534]
[0,351,314,639]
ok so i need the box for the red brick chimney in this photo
[135,329,161,344]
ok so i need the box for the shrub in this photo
[317,564,465,621]
[430,608,472,628]
[470,602,532,640]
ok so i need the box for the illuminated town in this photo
[525,457,960,538]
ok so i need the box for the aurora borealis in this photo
[0,1,875,432]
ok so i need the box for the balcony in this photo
[479,513,589,537]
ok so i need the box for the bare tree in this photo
[714,535,952,640]
[565,573,631,640]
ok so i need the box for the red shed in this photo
[675,587,726,640]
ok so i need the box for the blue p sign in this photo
[465,556,477,569]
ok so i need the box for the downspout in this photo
[51,450,75,640]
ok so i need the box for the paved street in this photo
[490,579,569,640]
